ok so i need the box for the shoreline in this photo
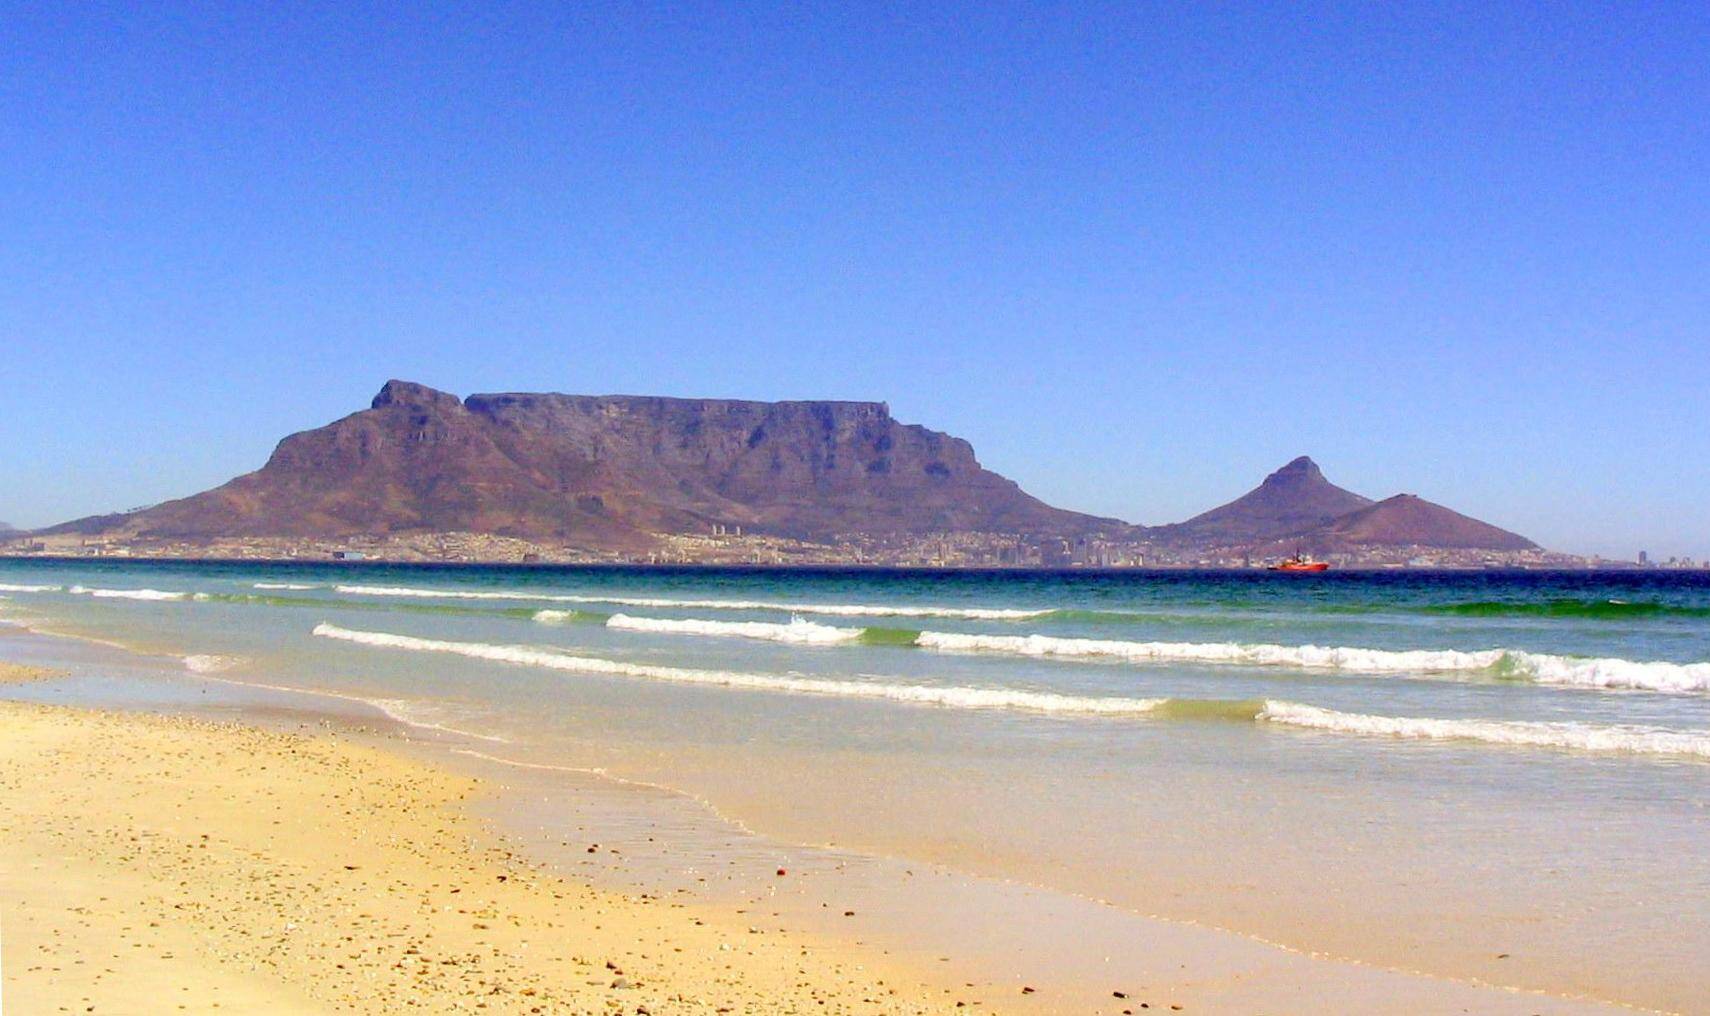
[0,632,1658,1013]
[0,698,961,1014]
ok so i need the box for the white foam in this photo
[604,613,863,645]
[67,585,190,602]
[1258,700,1710,759]
[1503,651,1710,694]
[182,654,241,673]
[311,623,1166,715]
[333,584,1047,620]
[916,631,1710,695]
[190,667,510,744]
[365,698,511,743]
[254,582,319,590]
[0,583,60,593]
[915,631,1506,673]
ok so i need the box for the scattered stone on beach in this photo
[0,702,960,1015]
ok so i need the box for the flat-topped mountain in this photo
[1153,456,1373,546]
[50,381,1122,548]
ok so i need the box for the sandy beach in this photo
[0,699,961,1014]
[0,681,1654,1016]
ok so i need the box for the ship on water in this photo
[1269,551,1330,572]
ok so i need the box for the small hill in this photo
[1306,494,1538,552]
[1154,457,1372,548]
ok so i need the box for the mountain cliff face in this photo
[1152,457,1373,547]
[54,381,1121,546]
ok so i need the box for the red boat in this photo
[1269,553,1330,572]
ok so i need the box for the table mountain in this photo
[50,381,1123,547]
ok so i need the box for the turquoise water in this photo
[4,560,1710,1011]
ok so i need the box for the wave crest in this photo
[333,584,1048,620]
[1258,701,1710,758]
[68,585,190,601]
[312,623,1165,715]
[916,631,1506,672]
[604,613,863,645]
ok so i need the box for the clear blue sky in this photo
[3,4,1706,558]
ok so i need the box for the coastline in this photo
[0,630,1658,1014]
[0,699,957,1014]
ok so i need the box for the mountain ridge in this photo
[49,380,1124,548]
[37,382,1544,561]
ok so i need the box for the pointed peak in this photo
[371,380,463,411]
[1264,456,1324,483]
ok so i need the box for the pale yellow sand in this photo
[0,702,950,1014]
[0,698,1643,1015]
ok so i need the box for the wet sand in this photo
[0,661,63,685]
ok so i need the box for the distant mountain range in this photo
[41,381,1539,559]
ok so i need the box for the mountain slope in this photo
[50,381,1122,547]
[1303,494,1538,552]
[1153,456,1373,548]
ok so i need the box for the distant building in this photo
[1638,550,1650,566]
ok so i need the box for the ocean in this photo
[3,559,1708,1011]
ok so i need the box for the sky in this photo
[2,3,1706,559]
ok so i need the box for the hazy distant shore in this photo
[0,550,1642,573]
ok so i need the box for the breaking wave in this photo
[68,585,191,601]
[1496,652,1710,693]
[1256,701,1710,759]
[182,654,241,673]
[913,631,1710,694]
[914,631,1508,671]
[529,609,613,624]
[254,582,320,590]
[0,583,61,593]
[307,624,1710,759]
[604,613,864,645]
[332,584,1049,620]
[311,623,1166,715]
